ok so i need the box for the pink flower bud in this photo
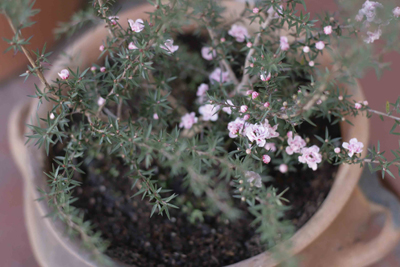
[324,25,333,35]
[90,66,97,71]
[246,42,252,48]
[279,164,288,173]
[316,99,322,105]
[240,105,248,113]
[363,101,369,106]
[334,147,341,153]
[262,155,271,164]
[309,61,315,67]
[246,148,251,154]
[153,113,159,120]
[338,95,343,101]
[315,41,325,50]
[263,102,270,108]
[252,91,259,99]
[246,90,253,96]
[253,7,260,14]
[58,69,70,80]
[243,114,250,120]
[99,45,105,52]
[50,113,55,120]
[303,46,310,53]
[128,42,138,50]
[220,37,226,43]
[100,67,106,73]
[97,97,105,106]
[355,103,362,109]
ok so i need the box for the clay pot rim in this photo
[10,1,370,266]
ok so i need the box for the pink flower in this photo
[364,29,382,44]
[260,72,271,82]
[49,113,55,120]
[303,46,310,53]
[227,118,247,138]
[246,90,253,96]
[355,103,362,109]
[128,18,144,32]
[246,42,252,48]
[243,114,251,120]
[161,39,179,54]
[245,120,278,147]
[264,142,276,152]
[97,97,105,106]
[309,61,315,67]
[264,102,270,108]
[279,164,288,173]
[153,113,159,120]
[240,105,248,113]
[228,24,249,42]
[356,0,383,22]
[298,145,322,171]
[222,100,235,114]
[316,99,322,105]
[128,42,138,50]
[324,25,333,35]
[99,45,105,51]
[315,41,325,50]
[285,132,306,155]
[58,69,69,80]
[109,16,119,25]
[199,104,220,121]
[342,138,364,157]
[201,47,216,61]
[100,67,106,73]
[334,147,341,153]
[179,112,198,129]
[209,68,230,83]
[280,36,290,51]
[252,91,259,99]
[393,7,400,18]
[262,155,271,164]
[196,83,209,96]
[245,171,262,188]
[253,7,260,14]
[90,66,97,71]
[363,101,369,106]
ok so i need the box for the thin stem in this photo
[97,0,117,39]
[367,108,400,122]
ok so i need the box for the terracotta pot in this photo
[8,1,400,266]
[0,0,83,83]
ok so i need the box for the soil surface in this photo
[60,117,340,266]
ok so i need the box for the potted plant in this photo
[5,0,400,266]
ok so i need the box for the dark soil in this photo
[54,117,340,267]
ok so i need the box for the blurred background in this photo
[1,0,399,266]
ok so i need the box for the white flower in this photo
[315,41,325,50]
[279,164,288,173]
[280,36,290,51]
[298,145,322,171]
[228,24,249,42]
[324,25,333,35]
[128,18,144,32]
[161,39,179,54]
[285,131,306,155]
[128,42,138,50]
[245,171,262,188]
[364,29,382,44]
[260,72,271,82]
[342,138,364,157]
[264,142,276,152]
[222,99,235,115]
[240,105,248,113]
[209,68,230,83]
[227,118,247,138]
[201,47,216,60]
[58,69,69,80]
[355,103,362,109]
[303,46,310,53]
[356,0,383,22]
[245,120,279,147]
[197,83,209,96]
[179,112,198,129]
[393,7,400,18]
[97,97,105,106]
[199,104,220,121]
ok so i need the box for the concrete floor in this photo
[1,0,400,266]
